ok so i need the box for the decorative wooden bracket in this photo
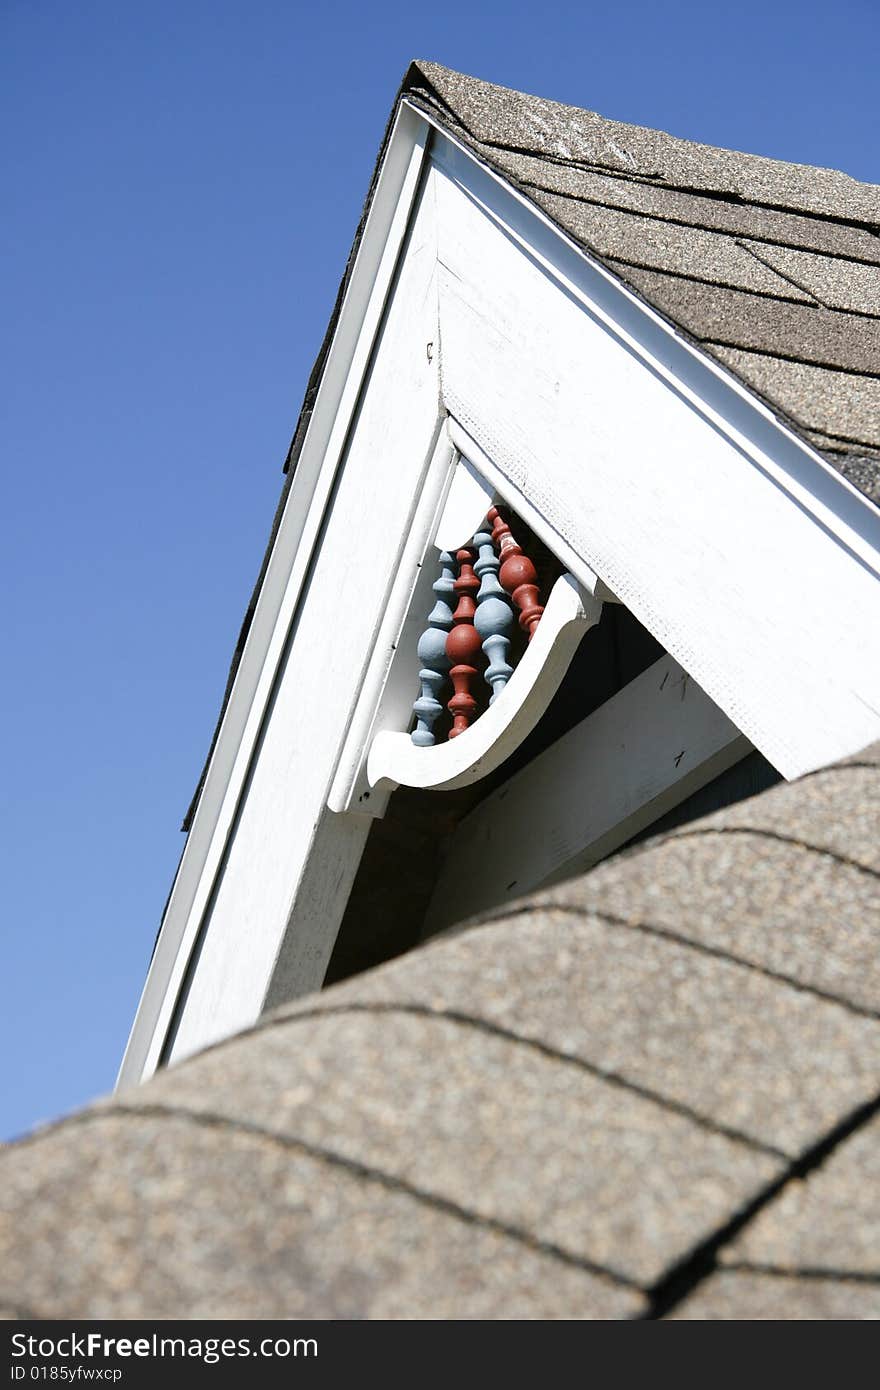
[327,435,609,819]
[367,572,601,795]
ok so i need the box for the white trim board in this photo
[326,449,481,818]
[366,575,602,796]
[160,168,445,1067]
[119,101,880,1087]
[118,107,437,1086]
[424,655,751,934]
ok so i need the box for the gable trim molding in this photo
[118,103,434,1089]
[119,101,880,1089]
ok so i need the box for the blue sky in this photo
[2,0,878,1140]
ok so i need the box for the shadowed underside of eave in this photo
[3,742,880,1319]
[406,60,880,503]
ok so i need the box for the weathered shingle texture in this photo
[3,743,879,1319]
[405,61,880,502]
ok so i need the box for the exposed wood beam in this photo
[424,655,751,934]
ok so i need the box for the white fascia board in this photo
[117,104,433,1089]
[425,123,880,778]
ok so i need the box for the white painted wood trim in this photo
[425,655,752,933]
[326,429,459,817]
[433,455,495,552]
[328,430,619,817]
[162,162,444,1066]
[431,141,880,778]
[118,106,433,1089]
[420,114,880,577]
[446,419,620,604]
[367,573,602,795]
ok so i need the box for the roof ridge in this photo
[407,59,880,209]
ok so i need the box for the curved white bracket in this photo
[367,573,602,795]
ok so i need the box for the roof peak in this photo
[404,59,880,223]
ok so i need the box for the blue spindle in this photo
[474,524,514,703]
[411,550,455,745]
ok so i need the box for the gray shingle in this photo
[529,193,815,300]
[282,913,880,1160]
[602,262,880,373]
[666,762,880,872]
[669,1270,880,1319]
[547,834,880,1016]
[410,62,880,223]
[723,1114,880,1276]
[121,1010,781,1287]
[707,348,880,451]
[2,739,879,1318]
[537,751,880,1014]
[743,242,880,316]
[840,743,880,768]
[474,149,880,264]
[0,1114,639,1319]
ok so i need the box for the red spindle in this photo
[445,547,482,739]
[488,506,544,640]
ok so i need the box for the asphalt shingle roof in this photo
[3,741,879,1319]
[44,69,877,1319]
[405,61,880,501]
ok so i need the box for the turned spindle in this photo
[445,547,482,739]
[411,551,455,746]
[473,524,514,703]
[488,506,544,641]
